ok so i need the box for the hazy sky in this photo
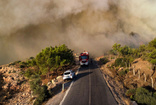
[0,0,156,64]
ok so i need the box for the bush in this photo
[33,85,49,105]
[29,76,50,105]
[24,69,34,78]
[118,70,126,76]
[99,57,109,64]
[118,69,129,76]
[114,58,124,67]
[109,49,117,55]
[153,92,156,99]
[126,89,136,99]
[134,87,156,105]
[151,59,156,65]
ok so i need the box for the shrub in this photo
[153,92,156,99]
[99,57,109,64]
[109,49,117,55]
[151,59,156,65]
[114,58,125,67]
[24,69,34,78]
[29,76,50,105]
[148,38,156,48]
[126,89,136,99]
[134,87,156,105]
[33,85,49,105]
[118,70,126,76]
[118,69,129,76]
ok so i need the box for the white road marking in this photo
[59,67,80,105]
[89,65,91,105]
[59,81,74,105]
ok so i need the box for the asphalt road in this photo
[61,62,118,105]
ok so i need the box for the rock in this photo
[118,67,124,71]
[3,76,6,80]
[130,101,138,105]
[47,82,52,86]
[57,76,63,80]
[5,76,14,82]
[3,84,9,89]
[51,79,56,86]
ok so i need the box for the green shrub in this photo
[148,38,156,48]
[126,89,136,99]
[99,57,109,64]
[125,69,129,73]
[109,49,117,55]
[114,58,125,67]
[118,70,126,76]
[24,69,34,78]
[151,59,156,65]
[29,76,50,105]
[118,69,129,76]
[153,92,156,99]
[134,87,156,105]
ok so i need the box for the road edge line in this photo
[59,67,80,105]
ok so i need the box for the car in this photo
[63,70,75,81]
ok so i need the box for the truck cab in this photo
[79,51,89,66]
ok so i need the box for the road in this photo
[61,62,118,105]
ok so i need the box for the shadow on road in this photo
[75,71,92,81]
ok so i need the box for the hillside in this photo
[98,38,156,105]
[0,44,76,105]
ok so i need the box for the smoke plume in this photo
[0,0,156,64]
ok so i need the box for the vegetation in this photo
[111,38,156,71]
[110,38,156,104]
[35,44,74,77]
[22,44,74,78]
[118,69,129,77]
[125,88,136,99]
[99,57,109,64]
[12,44,75,105]
[126,87,156,105]
[29,75,50,105]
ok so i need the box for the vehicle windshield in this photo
[81,56,88,59]
[64,72,70,75]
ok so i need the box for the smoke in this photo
[0,0,156,64]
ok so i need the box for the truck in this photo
[79,51,89,66]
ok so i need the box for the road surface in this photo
[61,62,118,105]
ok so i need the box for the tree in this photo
[148,38,156,48]
[35,44,74,79]
[112,43,121,56]
[119,46,132,57]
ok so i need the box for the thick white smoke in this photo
[0,0,156,64]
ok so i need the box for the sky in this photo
[0,0,156,64]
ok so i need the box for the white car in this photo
[63,70,75,81]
